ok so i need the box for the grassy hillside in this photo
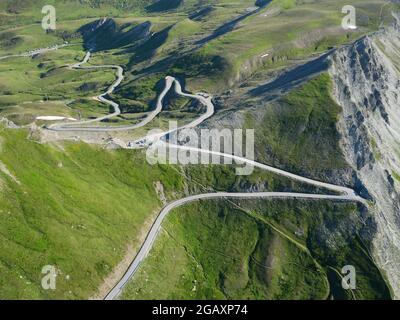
[108,0,398,98]
[252,73,348,177]
[0,0,397,300]
[0,123,330,299]
[115,68,392,300]
[196,0,397,88]
[120,199,391,300]
[0,125,188,299]
[0,48,114,124]
[2,0,396,106]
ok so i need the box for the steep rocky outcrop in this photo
[329,13,400,298]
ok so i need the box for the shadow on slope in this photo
[127,25,173,67]
[249,51,333,100]
[196,0,271,46]
[146,0,182,13]
[189,6,214,21]
[78,18,152,52]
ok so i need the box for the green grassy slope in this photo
[0,124,329,299]
[251,73,348,177]
[0,0,259,123]
[0,0,396,301]
[0,48,114,124]
[0,125,187,299]
[2,0,396,109]
[196,0,396,89]
[120,199,390,300]
[109,0,398,98]
[118,68,391,300]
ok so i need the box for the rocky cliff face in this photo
[329,13,400,298]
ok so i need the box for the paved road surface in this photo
[104,191,365,300]
[49,52,125,129]
[49,52,214,133]
[129,79,214,146]
[0,43,69,61]
[165,143,363,199]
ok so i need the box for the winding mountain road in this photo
[1,48,367,300]
[49,53,178,132]
[165,143,365,200]
[49,51,125,128]
[0,43,69,61]
[44,51,366,299]
[49,52,214,132]
[39,55,362,300]
[129,79,214,146]
[104,191,364,300]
